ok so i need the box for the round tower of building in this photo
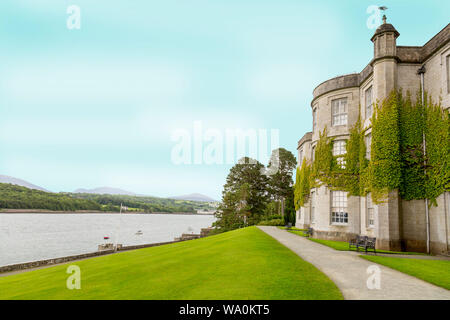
[370,16,400,100]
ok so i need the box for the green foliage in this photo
[398,92,426,200]
[0,183,102,211]
[344,117,367,196]
[267,148,297,200]
[423,95,450,205]
[311,127,334,186]
[284,187,296,226]
[216,148,298,232]
[368,91,402,203]
[294,158,311,210]
[0,183,209,213]
[214,157,270,231]
[258,218,284,226]
[71,193,203,213]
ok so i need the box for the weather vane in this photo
[379,6,388,24]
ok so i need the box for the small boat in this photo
[104,236,110,240]
[135,230,143,235]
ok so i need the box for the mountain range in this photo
[0,175,49,192]
[73,187,136,196]
[0,175,216,202]
[169,193,216,202]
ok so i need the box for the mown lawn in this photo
[308,238,426,255]
[282,229,425,255]
[360,255,450,290]
[0,226,343,300]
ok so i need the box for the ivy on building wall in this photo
[398,91,426,201]
[294,158,311,210]
[423,94,450,206]
[294,89,449,209]
[368,90,402,203]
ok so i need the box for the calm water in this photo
[0,213,215,266]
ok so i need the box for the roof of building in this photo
[371,23,400,42]
[297,132,312,149]
[310,22,450,106]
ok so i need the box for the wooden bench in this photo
[363,237,377,254]
[349,235,377,254]
[349,235,367,251]
[304,227,313,237]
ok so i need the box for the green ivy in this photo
[423,94,450,206]
[368,90,402,203]
[294,158,311,210]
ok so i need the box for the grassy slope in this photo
[0,227,343,300]
[361,256,450,290]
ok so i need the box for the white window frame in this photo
[331,98,348,126]
[366,193,375,228]
[333,140,347,168]
[310,190,316,224]
[365,86,373,119]
[447,55,450,94]
[365,133,372,160]
[331,191,348,225]
[313,107,317,132]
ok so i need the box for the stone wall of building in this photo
[295,21,449,254]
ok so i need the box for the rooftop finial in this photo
[379,6,388,24]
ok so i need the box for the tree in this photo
[284,187,296,226]
[267,148,297,216]
[215,157,269,230]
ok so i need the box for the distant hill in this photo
[73,187,136,196]
[0,175,49,192]
[170,193,216,202]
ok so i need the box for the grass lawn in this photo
[307,238,426,255]
[360,255,450,290]
[0,226,343,300]
[282,229,425,255]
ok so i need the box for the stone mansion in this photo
[296,19,450,254]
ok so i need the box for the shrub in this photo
[258,218,284,226]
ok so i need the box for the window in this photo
[313,108,317,131]
[367,193,374,227]
[447,55,450,94]
[310,191,316,223]
[333,140,346,168]
[331,191,348,224]
[365,133,372,160]
[299,148,304,166]
[365,86,373,119]
[331,98,348,126]
[311,146,316,162]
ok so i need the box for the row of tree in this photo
[213,148,297,232]
[0,183,211,213]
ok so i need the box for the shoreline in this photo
[0,209,213,216]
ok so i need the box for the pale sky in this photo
[0,0,449,200]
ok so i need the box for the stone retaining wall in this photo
[0,240,180,274]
